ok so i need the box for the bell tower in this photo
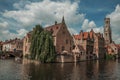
[104,18,112,45]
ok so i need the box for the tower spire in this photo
[62,16,65,23]
[104,18,112,45]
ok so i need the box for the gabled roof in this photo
[74,32,90,40]
[3,38,22,45]
[83,32,89,39]
[74,34,81,40]
[26,31,32,39]
[45,23,63,36]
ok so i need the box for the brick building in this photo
[73,29,105,60]
[23,31,32,56]
[2,38,23,52]
[23,17,73,57]
[104,18,112,45]
[45,16,73,54]
[91,30,106,59]
[73,30,94,60]
[104,18,120,57]
[105,42,120,58]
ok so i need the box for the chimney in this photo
[55,21,57,25]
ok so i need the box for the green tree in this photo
[30,25,56,63]
[30,24,44,59]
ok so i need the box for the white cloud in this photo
[82,19,96,30]
[0,0,85,40]
[107,4,120,43]
[0,29,28,41]
[0,21,8,28]
[17,29,28,37]
[68,27,78,35]
[81,19,103,34]
[3,0,85,27]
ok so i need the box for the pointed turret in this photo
[62,16,65,23]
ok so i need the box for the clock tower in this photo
[104,18,112,45]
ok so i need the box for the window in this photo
[50,29,53,34]
[81,52,82,55]
[56,26,58,29]
[61,46,65,51]
[66,39,68,44]
[106,21,109,24]
[63,31,65,34]
[106,33,107,36]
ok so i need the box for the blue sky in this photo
[0,0,120,43]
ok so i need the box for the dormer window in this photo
[50,29,53,33]
[56,26,58,29]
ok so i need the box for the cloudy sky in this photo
[0,0,120,43]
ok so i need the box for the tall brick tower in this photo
[104,18,112,45]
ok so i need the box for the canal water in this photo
[0,59,120,80]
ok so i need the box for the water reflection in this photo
[0,59,120,80]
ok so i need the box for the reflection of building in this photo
[2,38,23,52]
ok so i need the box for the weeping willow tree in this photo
[30,24,56,63]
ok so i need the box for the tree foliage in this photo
[30,24,56,63]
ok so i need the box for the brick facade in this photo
[23,31,32,56]
[23,17,73,57]
[45,17,73,54]
[73,29,105,60]
[2,38,23,52]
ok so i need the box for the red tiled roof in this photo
[45,23,62,36]
[74,35,81,40]
[83,32,89,39]
[90,30,94,39]
[74,32,90,40]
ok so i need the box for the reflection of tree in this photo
[22,60,117,80]
[85,61,99,80]
[22,60,74,80]
[98,60,117,80]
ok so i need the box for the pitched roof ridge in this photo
[45,23,62,28]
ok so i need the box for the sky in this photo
[0,0,120,43]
